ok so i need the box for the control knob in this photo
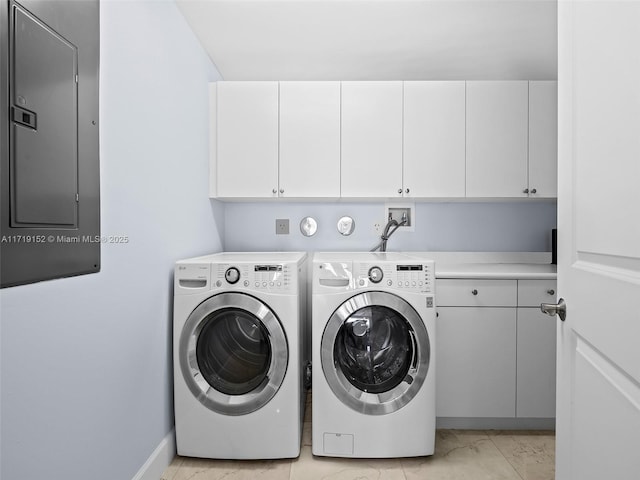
[368,266,383,283]
[225,267,240,284]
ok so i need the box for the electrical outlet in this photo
[275,219,289,235]
[373,222,383,234]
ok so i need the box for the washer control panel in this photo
[213,263,296,292]
[356,261,434,294]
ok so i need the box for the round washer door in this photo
[179,292,288,416]
[321,291,430,415]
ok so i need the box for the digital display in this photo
[255,265,283,272]
[396,265,423,271]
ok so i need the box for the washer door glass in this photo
[321,291,430,415]
[334,305,412,394]
[180,292,288,416]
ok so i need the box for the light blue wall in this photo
[224,201,557,253]
[0,2,222,480]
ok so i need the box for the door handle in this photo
[541,298,566,322]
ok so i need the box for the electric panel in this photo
[11,5,78,227]
[1,0,100,288]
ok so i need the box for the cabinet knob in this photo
[471,289,478,296]
[531,188,537,194]
[272,188,277,194]
[279,188,284,194]
[405,188,410,194]
[547,289,555,295]
[398,188,403,195]
[523,188,529,194]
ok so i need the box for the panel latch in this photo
[12,105,37,130]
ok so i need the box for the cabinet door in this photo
[436,306,517,418]
[529,81,558,198]
[279,82,340,198]
[216,82,278,198]
[341,81,403,197]
[466,81,529,197]
[403,81,465,197]
[517,308,557,418]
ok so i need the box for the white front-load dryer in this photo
[312,252,436,458]
[173,252,308,459]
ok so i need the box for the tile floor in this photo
[162,395,555,480]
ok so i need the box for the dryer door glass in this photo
[196,308,271,396]
[334,305,412,394]
[180,292,288,416]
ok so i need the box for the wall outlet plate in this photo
[275,218,289,235]
[384,203,415,232]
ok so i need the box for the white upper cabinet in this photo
[466,81,529,197]
[211,80,556,200]
[215,82,279,198]
[279,82,340,198]
[341,81,403,198]
[403,81,466,197]
[528,81,558,198]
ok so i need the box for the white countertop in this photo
[401,252,557,280]
[435,262,557,279]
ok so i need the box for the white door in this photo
[555,1,640,479]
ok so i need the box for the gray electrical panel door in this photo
[11,5,78,227]
[1,0,100,288]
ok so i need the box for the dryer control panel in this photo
[355,261,435,294]
[212,263,297,293]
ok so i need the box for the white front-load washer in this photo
[312,252,436,458]
[173,252,308,459]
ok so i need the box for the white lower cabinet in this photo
[516,279,558,418]
[436,279,518,418]
[516,308,557,418]
[436,306,517,417]
[436,278,557,423]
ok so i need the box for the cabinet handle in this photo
[471,289,478,296]
[272,188,277,194]
[547,289,555,295]
[398,188,403,195]
[531,188,537,194]
[405,188,410,194]
[523,188,529,194]
[279,188,284,194]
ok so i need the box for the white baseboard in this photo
[132,429,176,480]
